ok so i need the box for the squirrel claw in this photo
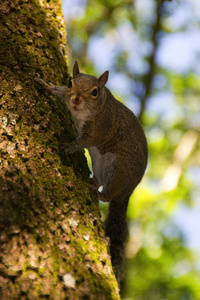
[97,191,110,202]
[89,178,99,190]
[62,143,73,155]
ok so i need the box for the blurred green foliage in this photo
[63,0,200,299]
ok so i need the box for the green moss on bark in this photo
[0,0,120,299]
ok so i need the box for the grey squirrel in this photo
[35,61,148,284]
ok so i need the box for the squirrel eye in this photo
[92,88,98,97]
[68,79,72,88]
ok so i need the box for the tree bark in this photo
[0,0,119,299]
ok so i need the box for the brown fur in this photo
[35,62,148,285]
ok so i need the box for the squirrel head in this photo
[66,61,109,115]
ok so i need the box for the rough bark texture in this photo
[0,0,120,299]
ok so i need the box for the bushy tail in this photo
[105,194,129,284]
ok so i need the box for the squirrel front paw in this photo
[62,143,75,155]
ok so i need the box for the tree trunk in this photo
[0,1,119,299]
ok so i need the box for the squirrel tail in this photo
[105,194,129,284]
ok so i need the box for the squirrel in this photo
[35,61,148,285]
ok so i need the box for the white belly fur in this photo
[88,146,116,188]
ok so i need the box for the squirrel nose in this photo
[72,96,81,105]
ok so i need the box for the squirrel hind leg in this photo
[97,191,110,202]
[89,176,110,202]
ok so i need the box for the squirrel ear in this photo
[73,61,80,78]
[98,71,109,88]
